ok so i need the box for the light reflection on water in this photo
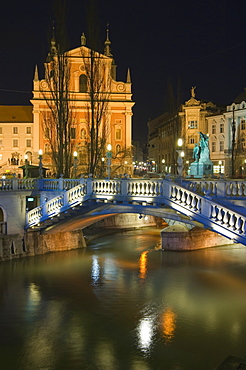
[0,229,246,369]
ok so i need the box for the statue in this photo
[192,143,200,162]
[188,132,213,177]
[199,132,210,162]
[191,86,196,98]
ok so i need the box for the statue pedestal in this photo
[188,161,213,178]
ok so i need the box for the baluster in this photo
[191,195,197,210]
[236,217,243,234]
[229,213,236,230]
[196,197,201,211]
[210,205,217,219]
[181,191,186,204]
[238,183,243,196]
[232,183,238,196]
[216,207,223,223]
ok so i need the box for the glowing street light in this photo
[24,154,29,179]
[73,151,78,178]
[38,149,43,178]
[176,138,184,178]
[106,144,112,179]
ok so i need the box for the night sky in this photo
[1,0,246,145]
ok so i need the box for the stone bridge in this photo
[1,177,246,246]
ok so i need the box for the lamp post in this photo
[176,138,184,178]
[73,151,78,178]
[38,149,43,178]
[161,158,165,173]
[106,144,112,179]
[231,106,236,178]
[101,157,105,178]
[24,154,29,179]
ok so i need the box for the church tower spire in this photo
[104,24,112,57]
[34,65,39,81]
[126,68,131,83]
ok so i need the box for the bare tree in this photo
[41,1,74,178]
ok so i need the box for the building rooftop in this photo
[0,105,33,123]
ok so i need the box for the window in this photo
[13,139,18,147]
[212,141,216,152]
[212,125,216,134]
[241,120,246,130]
[79,74,87,92]
[188,120,198,129]
[0,127,2,134]
[0,140,3,147]
[219,141,224,152]
[189,137,195,144]
[13,127,18,134]
[115,119,122,124]
[26,139,32,147]
[116,144,121,153]
[71,127,76,139]
[219,124,224,133]
[26,127,31,134]
[116,128,122,140]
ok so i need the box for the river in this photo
[0,227,246,370]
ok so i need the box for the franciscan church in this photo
[0,28,134,177]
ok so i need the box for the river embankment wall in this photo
[161,225,235,251]
[0,214,163,262]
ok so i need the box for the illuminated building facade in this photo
[147,88,221,174]
[31,30,134,177]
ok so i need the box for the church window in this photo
[13,127,18,134]
[116,128,122,140]
[219,141,224,152]
[71,127,76,139]
[26,139,32,147]
[26,127,31,134]
[13,139,18,147]
[212,141,216,152]
[219,124,224,133]
[212,125,216,134]
[79,74,87,92]
[188,120,197,129]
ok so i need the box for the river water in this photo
[1,228,246,370]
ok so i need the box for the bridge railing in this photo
[182,179,246,198]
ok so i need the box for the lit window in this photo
[13,127,18,134]
[116,128,122,140]
[188,120,198,129]
[26,139,32,147]
[26,127,31,134]
[13,139,18,147]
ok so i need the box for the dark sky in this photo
[1,0,246,145]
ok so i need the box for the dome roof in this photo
[233,88,246,103]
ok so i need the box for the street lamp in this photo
[73,151,78,178]
[24,154,29,178]
[38,149,43,178]
[176,138,184,177]
[161,158,165,173]
[231,106,236,177]
[106,144,112,179]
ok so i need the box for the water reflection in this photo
[139,251,148,279]
[1,230,246,370]
[160,308,176,342]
